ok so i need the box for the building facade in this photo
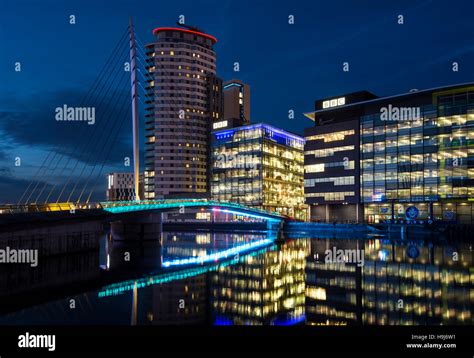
[211,123,306,220]
[304,83,474,224]
[212,79,250,131]
[144,26,222,199]
[304,91,376,223]
[106,172,144,201]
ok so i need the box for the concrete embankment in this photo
[372,223,473,240]
[0,210,107,256]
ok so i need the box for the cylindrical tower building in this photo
[144,27,221,199]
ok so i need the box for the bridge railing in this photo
[99,199,283,218]
[0,199,283,219]
[0,202,103,215]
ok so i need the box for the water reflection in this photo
[0,229,101,315]
[0,231,472,326]
[161,231,273,267]
[306,239,473,325]
[211,239,308,325]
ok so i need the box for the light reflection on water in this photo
[0,231,472,325]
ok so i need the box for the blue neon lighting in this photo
[223,82,243,90]
[212,208,281,222]
[97,245,276,298]
[272,314,306,326]
[214,316,234,325]
[213,123,304,145]
[162,238,274,267]
[100,199,283,220]
[214,130,235,138]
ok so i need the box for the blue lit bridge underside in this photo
[100,199,283,222]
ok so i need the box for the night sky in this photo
[1,0,473,203]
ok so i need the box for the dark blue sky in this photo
[1,0,473,203]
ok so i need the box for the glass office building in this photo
[211,123,306,220]
[305,83,474,224]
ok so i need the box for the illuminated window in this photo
[305,176,354,187]
[306,130,354,142]
[306,286,326,300]
[305,164,325,173]
[107,174,113,189]
[305,192,355,201]
[196,212,210,220]
[307,145,355,158]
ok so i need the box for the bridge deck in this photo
[100,199,283,221]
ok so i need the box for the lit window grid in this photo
[360,110,474,203]
[305,160,355,173]
[305,191,355,201]
[211,138,305,215]
[306,145,355,158]
[304,176,355,187]
[306,130,355,143]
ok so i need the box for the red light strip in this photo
[152,27,217,43]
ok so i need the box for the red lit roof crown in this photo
[152,27,217,43]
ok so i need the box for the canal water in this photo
[0,230,472,325]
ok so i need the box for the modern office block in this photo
[304,83,474,224]
[211,123,306,220]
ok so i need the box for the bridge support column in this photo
[110,212,163,241]
[266,219,283,232]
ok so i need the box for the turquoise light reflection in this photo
[98,244,277,298]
